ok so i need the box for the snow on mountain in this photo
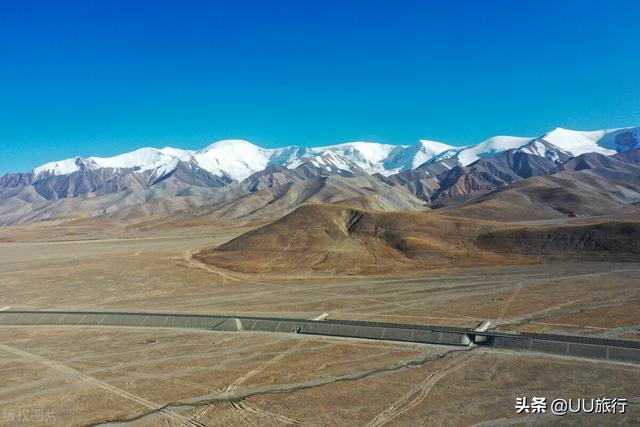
[27,126,640,184]
[314,151,355,172]
[456,136,534,165]
[384,140,455,172]
[191,140,401,180]
[268,146,312,166]
[32,147,192,181]
[416,139,456,160]
[427,148,462,165]
[145,141,313,182]
[91,147,188,171]
[517,139,572,163]
[25,139,475,182]
[157,147,194,158]
[33,157,99,178]
[300,140,455,176]
[289,151,363,175]
[186,140,409,180]
[308,142,403,175]
[426,127,639,167]
[538,127,640,155]
[147,158,180,182]
[190,139,275,181]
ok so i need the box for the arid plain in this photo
[0,217,639,426]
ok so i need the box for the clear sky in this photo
[1,0,639,174]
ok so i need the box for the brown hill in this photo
[205,175,427,223]
[439,169,640,221]
[194,204,518,274]
[430,150,561,202]
[476,221,640,259]
[0,171,426,227]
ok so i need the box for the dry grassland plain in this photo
[0,221,639,425]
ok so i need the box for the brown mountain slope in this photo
[379,141,570,204]
[440,170,640,221]
[435,150,640,221]
[0,171,425,227]
[194,204,518,274]
[205,175,426,223]
[430,150,561,202]
[476,221,640,259]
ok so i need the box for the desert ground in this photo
[1,327,639,426]
[0,220,639,426]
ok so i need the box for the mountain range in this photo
[1,126,639,226]
[21,126,640,181]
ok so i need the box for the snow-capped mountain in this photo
[28,140,455,182]
[427,126,639,167]
[426,136,538,167]
[288,151,364,175]
[538,127,639,155]
[516,139,573,163]
[457,136,534,165]
[32,147,194,181]
[383,140,455,172]
[19,125,640,186]
[2,125,640,226]
[307,142,403,175]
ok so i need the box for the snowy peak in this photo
[456,136,534,166]
[191,139,274,181]
[197,139,261,153]
[32,147,191,180]
[384,140,454,172]
[417,139,456,156]
[25,137,490,182]
[539,127,640,155]
[91,147,185,172]
[158,146,194,158]
[269,146,311,166]
[425,127,640,168]
[33,157,100,180]
[309,141,402,175]
[290,151,365,176]
[147,158,180,183]
[516,139,572,164]
[26,125,640,186]
[307,140,454,176]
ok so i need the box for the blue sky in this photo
[1,0,639,174]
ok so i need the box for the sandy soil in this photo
[0,227,638,339]
[0,326,637,426]
[0,223,639,425]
